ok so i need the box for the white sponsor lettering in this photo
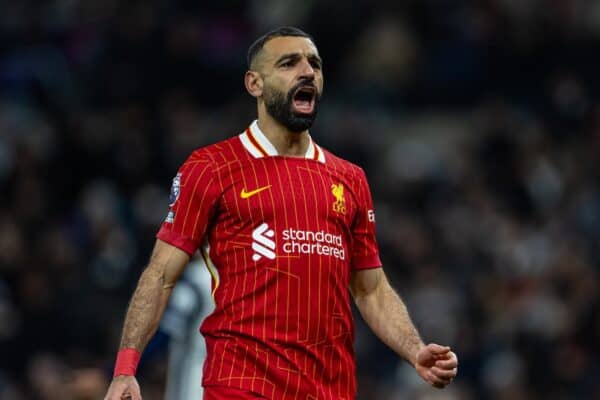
[251,224,346,261]
[281,228,345,260]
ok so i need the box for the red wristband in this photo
[113,348,141,377]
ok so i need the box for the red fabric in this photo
[113,348,141,377]
[156,229,198,256]
[204,386,267,400]
[156,129,381,400]
[352,254,384,270]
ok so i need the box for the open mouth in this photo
[292,86,316,114]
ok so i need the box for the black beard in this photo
[264,82,320,133]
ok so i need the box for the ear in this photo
[245,70,263,98]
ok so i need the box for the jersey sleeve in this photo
[351,169,382,270]
[156,153,220,256]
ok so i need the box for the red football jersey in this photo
[157,120,381,400]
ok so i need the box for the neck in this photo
[256,107,310,157]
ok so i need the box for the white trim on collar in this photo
[238,120,325,163]
[306,140,326,163]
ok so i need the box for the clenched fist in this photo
[415,343,458,388]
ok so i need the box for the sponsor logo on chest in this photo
[251,223,345,262]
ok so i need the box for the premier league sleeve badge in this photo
[169,173,182,206]
[165,173,182,223]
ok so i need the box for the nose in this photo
[298,57,315,80]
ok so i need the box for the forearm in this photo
[354,280,424,366]
[119,263,173,351]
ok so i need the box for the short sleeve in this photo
[156,153,220,256]
[351,169,382,270]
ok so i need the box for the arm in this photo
[104,239,191,400]
[119,239,190,350]
[350,268,424,365]
[350,268,458,388]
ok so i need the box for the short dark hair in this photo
[247,26,314,69]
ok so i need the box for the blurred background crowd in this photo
[1,0,599,399]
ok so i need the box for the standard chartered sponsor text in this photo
[282,228,345,260]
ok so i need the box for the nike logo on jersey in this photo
[240,185,271,199]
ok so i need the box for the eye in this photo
[280,60,294,68]
[310,60,322,70]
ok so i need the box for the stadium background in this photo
[0,1,599,399]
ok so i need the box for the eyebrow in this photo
[275,52,323,66]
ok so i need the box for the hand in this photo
[415,343,458,389]
[104,375,142,400]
